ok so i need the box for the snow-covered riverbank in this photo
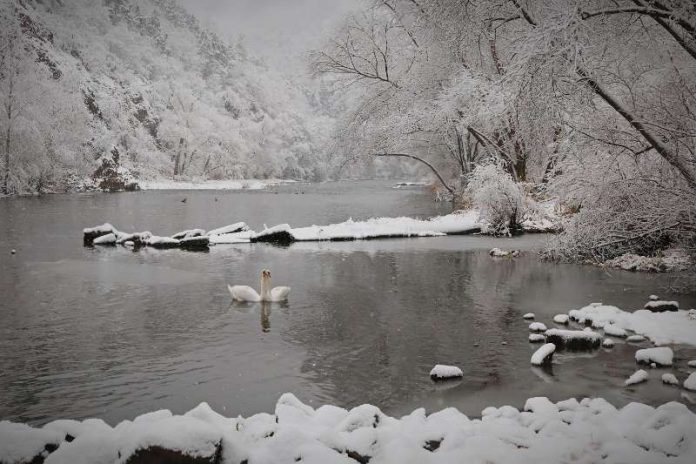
[138,179,294,191]
[2,393,696,464]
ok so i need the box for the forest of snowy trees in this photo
[314,0,696,264]
[0,0,333,195]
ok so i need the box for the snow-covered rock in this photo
[625,370,649,386]
[529,333,546,343]
[635,347,674,367]
[688,360,696,368]
[489,248,520,258]
[644,300,679,312]
[553,314,569,325]
[92,233,116,245]
[529,322,547,332]
[545,329,602,350]
[649,295,659,301]
[429,365,463,380]
[602,338,615,348]
[82,223,115,244]
[662,374,679,386]
[568,303,696,346]
[603,323,627,337]
[627,335,647,343]
[3,394,696,464]
[179,236,210,251]
[531,343,555,366]
[522,313,535,320]
[685,373,696,391]
[206,222,249,236]
[145,236,180,249]
[171,229,206,240]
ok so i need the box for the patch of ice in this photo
[625,369,649,386]
[635,347,674,367]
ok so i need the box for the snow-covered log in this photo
[82,223,116,245]
[544,329,602,350]
[530,343,555,366]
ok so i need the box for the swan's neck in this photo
[260,275,271,301]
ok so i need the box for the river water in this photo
[1,181,695,426]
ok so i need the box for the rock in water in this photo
[83,223,115,245]
[179,236,210,251]
[545,329,602,350]
[429,364,464,380]
[644,300,679,312]
[625,369,648,386]
[635,347,673,367]
[662,374,679,386]
[531,343,555,366]
[123,443,223,464]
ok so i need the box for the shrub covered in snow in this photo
[465,163,525,235]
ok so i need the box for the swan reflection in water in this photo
[230,300,288,333]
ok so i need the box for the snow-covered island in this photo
[3,394,696,464]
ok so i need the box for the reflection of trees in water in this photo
[282,250,561,410]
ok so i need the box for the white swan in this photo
[228,269,290,302]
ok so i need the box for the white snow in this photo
[544,328,602,347]
[0,422,63,464]
[138,179,290,190]
[688,360,696,367]
[603,323,627,337]
[552,314,569,324]
[603,338,615,348]
[3,394,696,464]
[661,374,679,386]
[429,364,463,380]
[83,223,114,235]
[290,211,480,241]
[145,236,180,247]
[528,333,546,343]
[635,347,674,366]
[625,369,649,386]
[522,313,535,319]
[568,303,696,346]
[529,322,547,332]
[530,343,555,366]
[627,335,646,342]
[649,295,659,301]
[93,233,116,245]
[685,373,696,391]
[206,222,249,236]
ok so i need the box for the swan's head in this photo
[261,269,271,281]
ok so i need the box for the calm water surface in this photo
[1,181,695,426]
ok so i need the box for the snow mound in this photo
[625,369,649,386]
[522,313,535,320]
[662,374,679,386]
[3,395,696,464]
[635,347,674,367]
[688,360,696,367]
[686,373,696,391]
[429,364,463,380]
[93,233,116,245]
[545,329,602,350]
[528,333,546,343]
[553,314,569,324]
[602,338,615,348]
[489,248,520,257]
[568,303,696,346]
[529,322,547,332]
[206,222,249,236]
[531,343,555,366]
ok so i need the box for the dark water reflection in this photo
[1,181,695,426]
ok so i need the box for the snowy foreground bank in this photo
[3,394,696,464]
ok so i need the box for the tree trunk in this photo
[576,66,696,190]
[3,74,13,195]
[173,137,184,177]
[372,153,455,195]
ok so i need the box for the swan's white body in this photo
[228,270,290,302]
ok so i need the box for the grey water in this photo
[1,181,695,426]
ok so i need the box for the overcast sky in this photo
[178,0,360,72]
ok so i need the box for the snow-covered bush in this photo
[465,163,525,235]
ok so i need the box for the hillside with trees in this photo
[0,0,331,194]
